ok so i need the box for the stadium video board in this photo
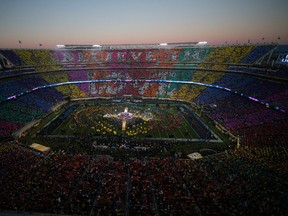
[280,53,288,64]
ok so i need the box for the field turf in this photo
[39,102,209,140]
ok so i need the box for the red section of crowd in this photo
[0,141,287,215]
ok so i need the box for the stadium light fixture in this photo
[56,45,65,48]
[197,41,208,45]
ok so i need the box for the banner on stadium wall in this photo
[52,48,209,64]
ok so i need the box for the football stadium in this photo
[0,43,287,215]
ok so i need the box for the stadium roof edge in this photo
[55,42,203,50]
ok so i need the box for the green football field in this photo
[41,102,207,140]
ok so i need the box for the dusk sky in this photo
[1,0,288,48]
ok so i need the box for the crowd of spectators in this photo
[0,141,287,215]
[3,45,271,101]
[193,57,288,148]
[239,45,274,64]
[0,46,287,215]
[173,45,253,101]
[0,73,63,137]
